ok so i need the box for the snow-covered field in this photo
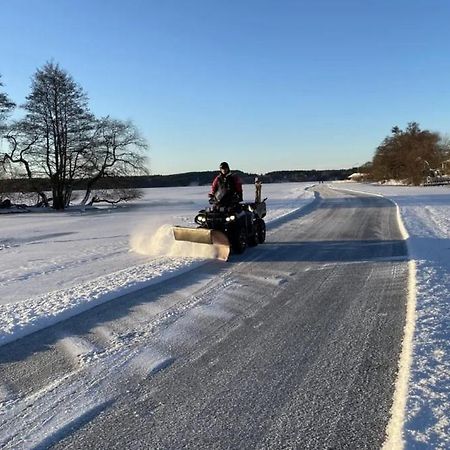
[1,180,449,448]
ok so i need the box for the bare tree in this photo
[0,75,15,131]
[87,188,143,205]
[80,117,149,205]
[1,122,50,206]
[17,62,96,209]
[2,63,149,208]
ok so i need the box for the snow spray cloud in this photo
[130,224,218,259]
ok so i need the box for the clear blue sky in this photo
[1,0,450,174]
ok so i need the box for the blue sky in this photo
[1,0,450,174]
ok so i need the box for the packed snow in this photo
[1,180,449,448]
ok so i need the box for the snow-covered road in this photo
[1,181,449,449]
[1,185,408,448]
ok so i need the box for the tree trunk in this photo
[64,186,72,207]
[37,191,49,207]
[81,185,92,205]
[52,185,65,210]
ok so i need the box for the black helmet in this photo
[220,161,230,170]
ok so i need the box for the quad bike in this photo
[172,179,267,261]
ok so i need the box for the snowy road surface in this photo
[0,186,408,449]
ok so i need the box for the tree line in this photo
[114,168,356,187]
[0,63,149,209]
[364,122,450,185]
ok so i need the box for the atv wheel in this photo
[248,224,259,247]
[256,219,266,244]
[232,227,247,254]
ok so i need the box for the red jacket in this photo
[210,172,243,203]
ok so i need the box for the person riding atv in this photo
[209,162,243,206]
[172,162,266,260]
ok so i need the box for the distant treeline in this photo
[261,169,357,184]
[104,167,357,187]
[1,168,357,192]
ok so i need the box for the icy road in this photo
[0,185,408,449]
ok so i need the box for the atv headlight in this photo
[195,214,207,224]
[225,215,236,222]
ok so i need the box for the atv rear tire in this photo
[248,225,259,247]
[232,227,247,254]
[256,219,266,244]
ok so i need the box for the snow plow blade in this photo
[172,227,230,261]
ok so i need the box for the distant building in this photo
[348,172,369,182]
[441,159,450,174]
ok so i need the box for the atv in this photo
[172,181,267,261]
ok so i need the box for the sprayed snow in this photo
[130,223,218,259]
